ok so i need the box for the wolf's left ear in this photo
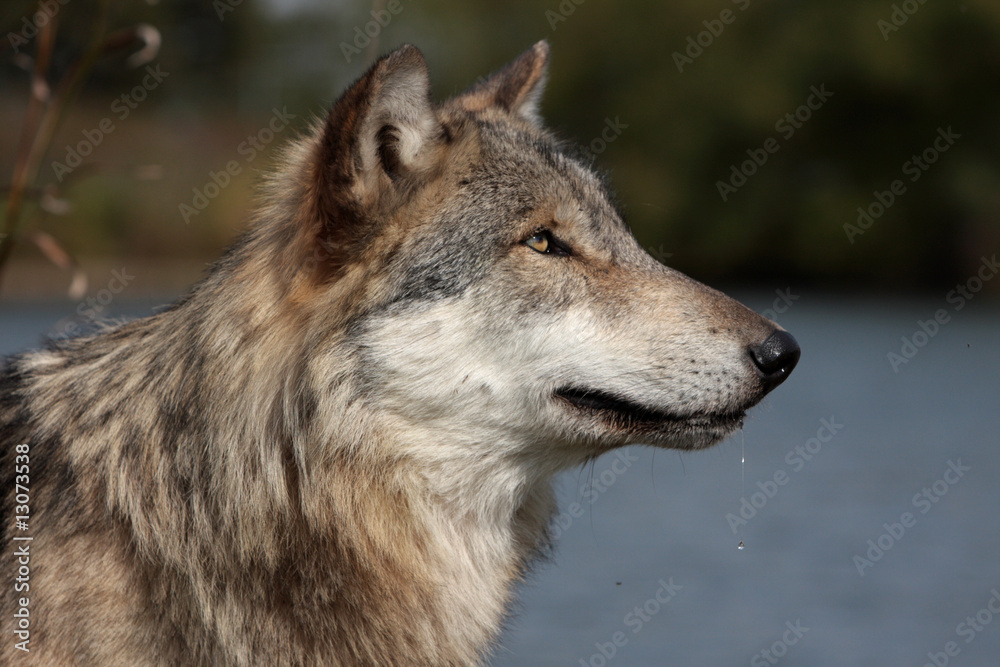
[455,41,550,124]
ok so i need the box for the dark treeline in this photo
[2,0,998,291]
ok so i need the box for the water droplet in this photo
[737,540,745,551]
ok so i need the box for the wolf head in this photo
[252,41,798,480]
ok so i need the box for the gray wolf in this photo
[0,41,799,665]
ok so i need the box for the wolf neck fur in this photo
[113,261,556,659]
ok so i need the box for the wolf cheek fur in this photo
[0,41,798,665]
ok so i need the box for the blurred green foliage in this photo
[3,0,999,290]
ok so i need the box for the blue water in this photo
[2,293,999,666]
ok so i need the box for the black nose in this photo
[749,330,800,393]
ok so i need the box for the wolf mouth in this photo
[554,386,745,431]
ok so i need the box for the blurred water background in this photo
[2,294,998,666]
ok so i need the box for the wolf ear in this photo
[309,44,439,275]
[314,45,436,213]
[322,43,438,184]
[455,40,550,124]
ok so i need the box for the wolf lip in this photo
[553,386,744,430]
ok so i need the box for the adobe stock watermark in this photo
[672,0,751,73]
[179,107,296,224]
[340,0,410,63]
[51,64,169,182]
[577,577,682,667]
[52,268,135,340]
[852,459,970,577]
[921,587,1000,667]
[726,417,843,535]
[750,620,810,666]
[546,0,587,31]
[551,450,639,540]
[10,441,32,653]
[717,84,833,201]
[844,126,960,244]
[580,117,628,162]
[878,0,931,41]
[759,288,799,323]
[887,254,998,373]
[6,0,71,53]
[647,245,673,264]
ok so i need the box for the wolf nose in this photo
[749,330,800,393]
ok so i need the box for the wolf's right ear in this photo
[311,45,439,263]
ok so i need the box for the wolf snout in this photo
[748,330,800,394]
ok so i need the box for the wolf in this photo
[0,41,799,665]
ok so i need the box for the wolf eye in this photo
[524,230,570,256]
[525,232,550,253]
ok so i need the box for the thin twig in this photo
[0,0,113,294]
[1,0,58,260]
